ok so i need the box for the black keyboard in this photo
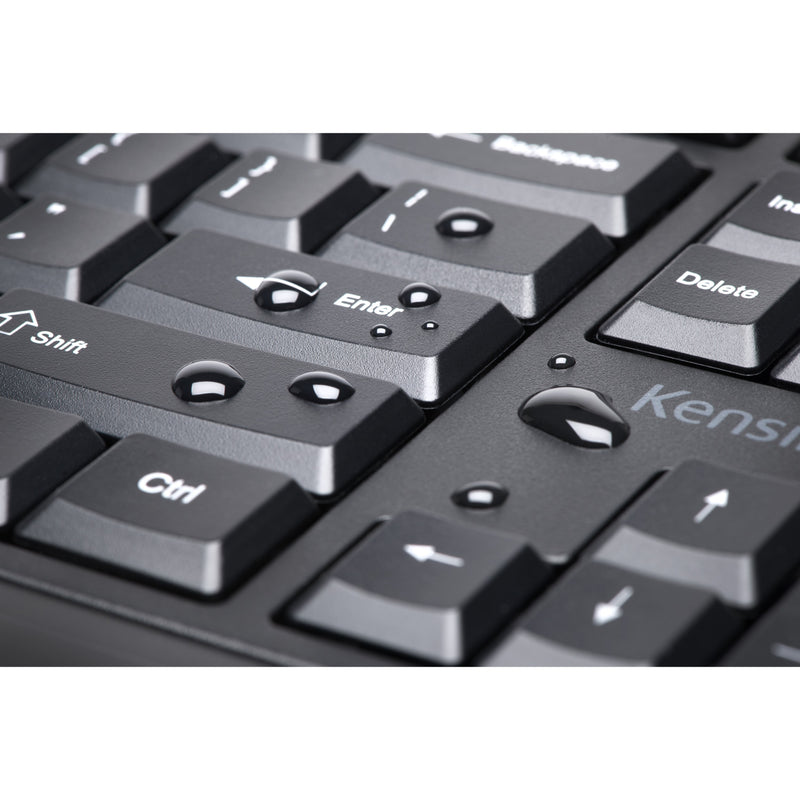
[4,132,800,665]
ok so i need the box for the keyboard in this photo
[3,132,800,665]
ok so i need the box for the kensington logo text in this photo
[632,384,800,449]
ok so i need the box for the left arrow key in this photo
[290,510,549,664]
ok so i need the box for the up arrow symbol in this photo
[592,586,634,626]
[693,489,729,524]
[0,309,38,335]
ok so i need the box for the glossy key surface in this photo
[17,435,317,595]
[99,230,522,403]
[320,182,613,320]
[344,133,697,237]
[0,289,423,496]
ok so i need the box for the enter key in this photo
[599,244,800,371]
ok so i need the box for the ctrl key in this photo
[16,435,317,596]
[289,510,549,664]
[483,562,739,666]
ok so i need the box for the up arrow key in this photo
[694,489,729,524]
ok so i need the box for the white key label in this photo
[137,472,207,504]
[675,270,759,299]
[334,293,404,317]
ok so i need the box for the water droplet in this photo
[289,371,355,404]
[518,386,629,449]
[172,360,245,402]
[398,282,441,308]
[451,481,508,509]
[371,325,392,338]
[254,269,322,311]
[548,354,576,370]
[421,321,439,331]
[435,207,494,238]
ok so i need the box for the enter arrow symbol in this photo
[693,488,729,524]
[592,586,634,626]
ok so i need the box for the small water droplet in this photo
[451,481,509,509]
[421,321,439,331]
[254,269,322,311]
[518,386,629,449]
[398,282,441,308]
[435,207,494,238]
[289,371,355,404]
[371,325,392,338]
[548,354,576,370]
[172,360,245,402]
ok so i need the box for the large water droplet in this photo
[370,324,392,338]
[172,360,245,402]
[254,269,322,311]
[398,282,441,308]
[435,207,494,238]
[289,371,355,404]
[518,386,629,449]
[451,481,509,509]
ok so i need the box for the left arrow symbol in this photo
[403,544,465,568]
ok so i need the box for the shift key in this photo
[0,289,422,495]
[599,244,800,371]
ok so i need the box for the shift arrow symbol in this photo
[403,544,464,568]
[693,489,729,524]
[593,586,634,626]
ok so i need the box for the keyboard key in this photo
[483,562,739,666]
[320,182,613,320]
[599,244,800,371]
[722,582,800,665]
[290,510,548,664]
[163,150,377,252]
[707,172,800,266]
[99,230,522,403]
[0,196,165,301]
[0,396,104,528]
[0,290,423,495]
[593,460,800,608]
[679,134,755,147]
[17,134,229,219]
[0,186,21,219]
[211,134,360,160]
[343,134,697,237]
[0,134,72,185]
[772,341,800,387]
[17,435,317,595]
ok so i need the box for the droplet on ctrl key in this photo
[518,386,630,449]
[289,371,355,404]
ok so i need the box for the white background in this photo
[3,2,795,797]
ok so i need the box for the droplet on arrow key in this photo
[518,386,630,449]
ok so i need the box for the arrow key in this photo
[483,562,739,666]
[593,460,800,608]
[289,510,548,664]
